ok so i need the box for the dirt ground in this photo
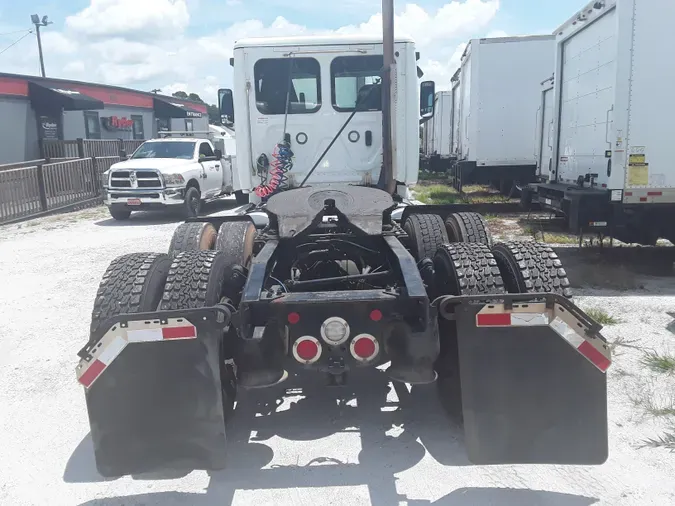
[1,201,674,506]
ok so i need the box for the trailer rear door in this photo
[556,7,617,186]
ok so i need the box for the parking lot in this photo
[1,202,674,506]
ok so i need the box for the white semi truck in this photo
[450,35,556,194]
[76,6,610,477]
[523,0,675,245]
[421,90,455,172]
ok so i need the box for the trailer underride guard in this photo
[76,184,611,477]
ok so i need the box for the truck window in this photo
[131,141,196,160]
[199,142,215,158]
[331,55,383,112]
[254,57,321,115]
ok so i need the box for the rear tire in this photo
[215,221,256,304]
[108,206,131,221]
[433,242,505,297]
[492,241,572,298]
[168,222,217,255]
[445,212,493,248]
[403,214,449,261]
[159,251,237,419]
[90,253,171,336]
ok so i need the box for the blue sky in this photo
[0,0,586,102]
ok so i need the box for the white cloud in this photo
[66,0,189,39]
[1,1,504,101]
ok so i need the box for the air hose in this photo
[254,140,294,198]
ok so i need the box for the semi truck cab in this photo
[218,34,435,202]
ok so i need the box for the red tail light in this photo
[292,336,322,364]
[350,334,379,362]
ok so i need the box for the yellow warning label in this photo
[629,154,646,164]
[628,163,649,186]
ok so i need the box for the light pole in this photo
[30,14,53,78]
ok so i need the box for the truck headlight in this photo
[101,171,109,188]
[163,174,185,187]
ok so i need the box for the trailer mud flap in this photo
[439,295,610,465]
[76,306,232,477]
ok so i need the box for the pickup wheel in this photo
[108,206,131,221]
[159,251,236,419]
[184,187,201,218]
[90,253,171,336]
[169,222,217,255]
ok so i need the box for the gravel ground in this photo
[1,203,674,506]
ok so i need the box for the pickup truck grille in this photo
[110,170,162,189]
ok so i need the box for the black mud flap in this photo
[76,305,232,477]
[440,294,609,465]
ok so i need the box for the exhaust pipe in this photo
[381,0,396,195]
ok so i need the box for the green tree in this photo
[188,92,204,103]
[171,91,188,99]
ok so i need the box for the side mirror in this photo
[214,149,222,160]
[420,81,435,120]
[119,149,128,161]
[218,88,234,126]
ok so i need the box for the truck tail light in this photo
[292,336,322,364]
[350,334,379,362]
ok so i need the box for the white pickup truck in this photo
[101,136,246,220]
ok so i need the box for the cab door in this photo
[246,46,389,187]
[197,141,221,198]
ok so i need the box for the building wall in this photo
[0,96,39,164]
[169,116,209,134]
[63,106,154,141]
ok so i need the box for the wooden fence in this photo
[0,156,122,224]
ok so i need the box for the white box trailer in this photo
[420,91,455,172]
[534,75,555,180]
[524,0,675,245]
[450,69,461,156]
[451,35,556,193]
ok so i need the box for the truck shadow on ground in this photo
[93,198,246,227]
[67,369,597,506]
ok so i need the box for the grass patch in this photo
[482,213,499,222]
[585,308,620,326]
[642,429,675,451]
[640,351,675,374]
[415,184,461,205]
[418,170,447,182]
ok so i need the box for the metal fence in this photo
[40,139,145,160]
[0,155,121,225]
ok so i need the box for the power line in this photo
[0,28,32,37]
[0,30,33,56]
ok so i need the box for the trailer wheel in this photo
[168,222,217,255]
[403,214,449,261]
[492,241,572,298]
[159,250,237,419]
[433,242,505,297]
[90,253,171,336]
[445,212,493,248]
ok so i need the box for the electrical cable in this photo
[0,30,33,56]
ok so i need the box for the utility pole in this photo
[381,0,396,194]
[30,14,52,78]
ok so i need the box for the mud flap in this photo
[76,306,232,477]
[441,294,609,465]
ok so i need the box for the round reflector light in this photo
[293,336,322,364]
[350,334,379,362]
[287,312,300,325]
[320,316,350,345]
[369,309,383,322]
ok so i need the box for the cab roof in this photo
[234,34,415,49]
